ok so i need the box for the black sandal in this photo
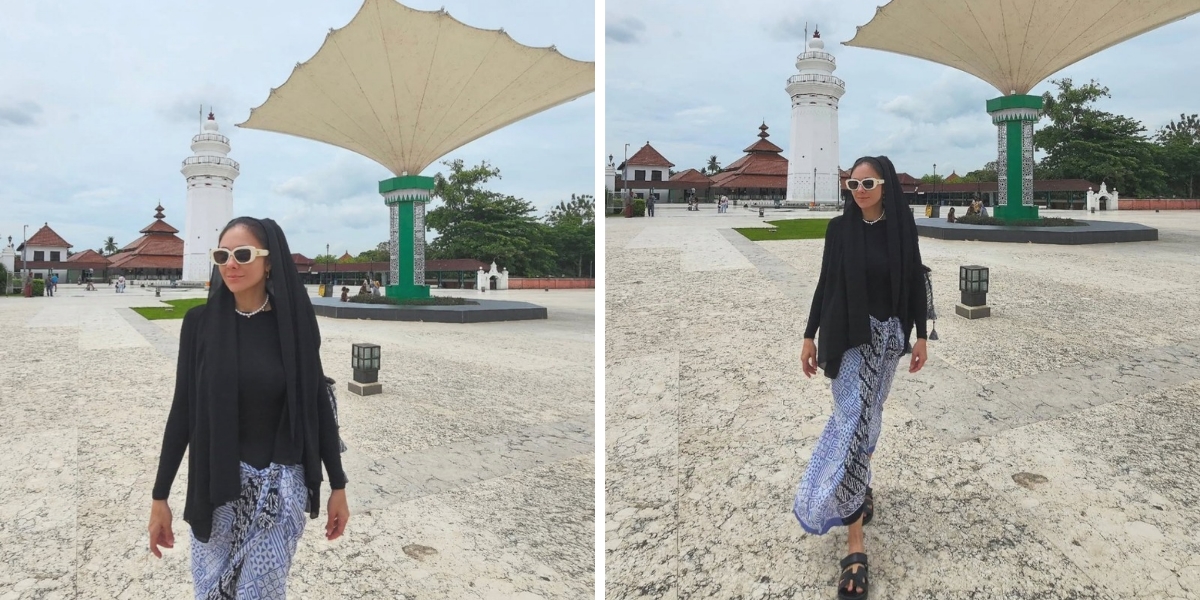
[861,487,874,526]
[838,552,869,600]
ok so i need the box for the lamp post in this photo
[955,265,991,319]
[348,343,382,396]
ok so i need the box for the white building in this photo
[15,223,72,281]
[181,111,239,283]
[786,29,845,206]
[617,142,674,201]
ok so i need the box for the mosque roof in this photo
[19,223,72,250]
[621,143,675,169]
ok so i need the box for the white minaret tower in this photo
[181,111,239,283]
[786,28,845,206]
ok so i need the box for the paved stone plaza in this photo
[0,286,594,599]
[605,205,1200,599]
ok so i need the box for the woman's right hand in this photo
[800,338,818,378]
[148,500,175,558]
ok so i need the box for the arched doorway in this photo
[490,275,498,290]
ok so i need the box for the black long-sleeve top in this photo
[804,217,927,357]
[152,306,346,505]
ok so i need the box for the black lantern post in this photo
[955,265,991,319]
[348,343,382,396]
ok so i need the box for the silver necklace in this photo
[863,212,885,225]
[235,296,270,318]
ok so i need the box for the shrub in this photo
[0,263,7,295]
[956,215,1086,227]
[32,279,45,297]
[347,293,476,306]
[633,199,646,217]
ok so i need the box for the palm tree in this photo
[706,155,721,173]
[102,236,118,255]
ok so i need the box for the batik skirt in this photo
[191,462,308,600]
[793,316,905,535]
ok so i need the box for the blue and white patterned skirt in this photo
[793,316,906,535]
[191,462,308,600]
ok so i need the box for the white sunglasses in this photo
[210,246,270,266]
[846,178,885,191]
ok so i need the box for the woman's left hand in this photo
[909,339,927,373]
[325,489,350,541]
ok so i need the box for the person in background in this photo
[340,286,350,302]
[947,207,957,223]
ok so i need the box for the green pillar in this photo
[379,175,434,299]
[987,95,1042,221]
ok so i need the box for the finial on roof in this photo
[758,123,770,138]
[154,203,166,220]
[813,26,820,39]
[208,111,215,120]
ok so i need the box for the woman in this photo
[794,156,927,600]
[148,217,350,598]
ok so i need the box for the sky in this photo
[0,0,594,259]
[605,0,1200,181]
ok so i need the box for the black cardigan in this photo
[153,304,347,542]
[804,215,928,379]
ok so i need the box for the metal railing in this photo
[797,50,835,63]
[182,155,240,170]
[787,74,845,88]
[191,133,229,144]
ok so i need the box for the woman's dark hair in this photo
[849,156,885,179]
[218,217,269,248]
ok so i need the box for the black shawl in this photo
[155,218,346,542]
[806,156,926,379]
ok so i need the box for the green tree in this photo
[545,194,595,277]
[354,241,390,263]
[959,161,999,183]
[426,159,556,277]
[1036,78,1166,197]
[919,174,945,184]
[103,237,118,255]
[707,155,722,173]
[1155,114,1200,198]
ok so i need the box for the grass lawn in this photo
[735,218,831,241]
[132,298,207,320]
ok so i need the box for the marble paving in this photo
[0,285,595,599]
[605,205,1200,599]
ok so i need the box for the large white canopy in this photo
[238,0,594,176]
[845,0,1200,95]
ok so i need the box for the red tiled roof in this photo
[943,172,961,183]
[107,254,182,269]
[743,138,784,153]
[904,179,1098,194]
[709,174,788,189]
[669,169,712,184]
[615,179,711,190]
[339,252,354,262]
[140,219,179,234]
[18,223,71,250]
[622,143,674,168]
[66,249,111,265]
[292,253,315,266]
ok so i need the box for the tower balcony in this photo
[191,133,229,145]
[797,50,835,63]
[787,74,845,89]
[182,155,240,170]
